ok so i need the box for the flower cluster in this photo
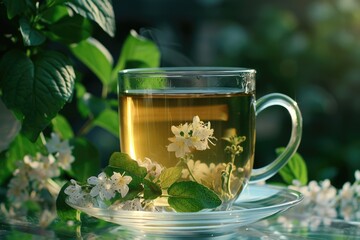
[167,116,216,158]
[278,170,360,229]
[6,133,74,208]
[65,171,132,207]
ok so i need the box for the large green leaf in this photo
[0,50,75,141]
[40,5,69,24]
[168,181,222,212]
[3,0,30,19]
[112,30,161,81]
[19,17,46,46]
[277,147,308,185]
[65,0,115,37]
[46,14,93,44]
[92,108,119,137]
[108,152,147,178]
[68,137,101,182]
[70,38,113,85]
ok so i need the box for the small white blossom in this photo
[88,172,115,201]
[167,116,216,158]
[57,149,75,171]
[65,179,86,205]
[46,133,72,154]
[138,157,163,180]
[110,172,132,198]
[355,170,360,182]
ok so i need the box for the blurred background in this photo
[77,0,360,187]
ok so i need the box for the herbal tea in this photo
[119,90,256,202]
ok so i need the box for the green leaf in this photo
[276,147,308,185]
[19,17,46,46]
[168,181,222,212]
[0,50,75,141]
[46,14,93,44]
[0,134,45,185]
[143,179,162,200]
[3,0,30,19]
[68,137,101,182]
[112,30,160,81]
[51,114,74,139]
[65,0,115,37]
[40,5,69,24]
[159,167,183,189]
[70,38,113,85]
[108,152,147,178]
[92,108,119,137]
[56,182,80,221]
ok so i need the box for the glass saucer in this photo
[66,184,303,238]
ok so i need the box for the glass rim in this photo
[119,67,256,77]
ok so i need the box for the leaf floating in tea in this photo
[158,166,183,189]
[167,181,222,212]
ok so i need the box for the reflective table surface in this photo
[1,208,359,239]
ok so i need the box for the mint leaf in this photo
[65,0,115,37]
[113,30,160,79]
[143,179,162,200]
[0,50,75,141]
[3,0,30,19]
[70,38,113,85]
[40,5,69,24]
[92,108,119,137]
[108,152,147,178]
[276,147,308,185]
[168,181,222,212]
[19,18,46,46]
[158,167,183,189]
[46,15,92,44]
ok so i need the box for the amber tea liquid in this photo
[119,89,256,201]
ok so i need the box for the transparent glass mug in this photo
[118,67,302,208]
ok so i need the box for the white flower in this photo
[57,149,75,171]
[355,170,360,182]
[138,157,163,180]
[26,154,60,182]
[46,133,72,154]
[167,116,216,158]
[65,179,86,205]
[88,172,115,201]
[190,116,215,151]
[6,175,29,206]
[110,172,132,198]
[340,182,353,201]
[167,124,192,158]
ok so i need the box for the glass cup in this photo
[118,67,302,209]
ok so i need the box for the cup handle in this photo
[249,93,303,183]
